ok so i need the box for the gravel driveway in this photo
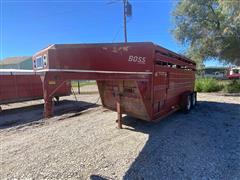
[0,91,239,179]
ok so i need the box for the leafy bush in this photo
[224,80,240,93]
[195,78,223,92]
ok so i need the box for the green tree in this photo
[172,0,240,67]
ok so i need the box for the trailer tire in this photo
[54,96,60,105]
[180,92,192,113]
[191,92,197,108]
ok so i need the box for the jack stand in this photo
[116,94,123,129]
[44,97,53,118]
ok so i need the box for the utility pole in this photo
[123,0,132,43]
[108,0,132,43]
[123,0,127,43]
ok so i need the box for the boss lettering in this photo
[128,56,146,64]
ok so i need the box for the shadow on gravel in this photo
[90,174,112,180]
[123,101,240,179]
[0,100,99,129]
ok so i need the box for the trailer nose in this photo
[33,44,55,70]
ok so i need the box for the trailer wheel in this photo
[186,95,191,112]
[191,92,197,108]
[180,92,192,113]
[54,96,60,104]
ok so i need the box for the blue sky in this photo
[0,0,223,66]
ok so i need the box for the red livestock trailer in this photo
[33,42,196,128]
[0,69,71,111]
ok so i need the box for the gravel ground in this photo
[0,90,240,179]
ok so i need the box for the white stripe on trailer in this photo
[36,69,152,75]
[0,69,38,75]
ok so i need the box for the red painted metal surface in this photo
[227,67,240,79]
[33,42,196,123]
[0,70,71,105]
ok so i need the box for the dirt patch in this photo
[0,92,239,179]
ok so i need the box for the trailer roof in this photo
[34,42,196,65]
[34,42,153,56]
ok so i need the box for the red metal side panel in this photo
[0,75,71,104]
[97,79,152,121]
[153,65,195,120]
[0,75,18,102]
[0,75,42,103]
[34,42,155,73]
[167,69,195,100]
[153,69,168,115]
[15,75,41,99]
